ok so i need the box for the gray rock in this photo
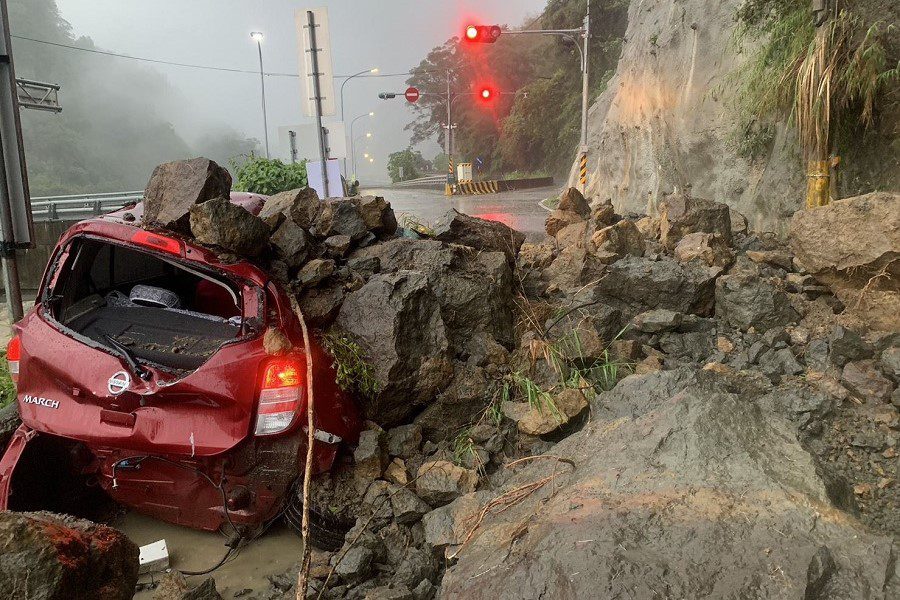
[270,219,310,268]
[324,234,353,258]
[632,309,683,333]
[557,187,590,217]
[390,486,431,524]
[392,548,436,590]
[413,366,492,442]
[352,196,398,236]
[411,579,435,600]
[545,209,585,237]
[414,460,478,506]
[315,199,369,240]
[422,491,493,549]
[440,369,898,599]
[758,347,804,381]
[543,244,608,292]
[348,256,381,278]
[258,187,320,229]
[0,511,139,600]
[841,360,895,402]
[880,347,900,382]
[336,271,450,426]
[332,546,374,582]
[189,197,269,256]
[143,157,231,230]
[828,326,874,367]
[674,232,734,268]
[715,271,799,332]
[298,258,336,287]
[659,194,732,249]
[296,281,345,328]
[364,585,413,600]
[354,429,388,480]
[432,209,525,264]
[387,424,422,459]
[0,403,20,453]
[593,255,720,316]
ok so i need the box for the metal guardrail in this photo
[392,175,446,189]
[30,191,143,221]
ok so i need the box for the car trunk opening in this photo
[46,236,251,372]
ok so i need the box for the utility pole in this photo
[306,10,330,197]
[250,32,270,158]
[445,71,453,195]
[0,0,38,324]
[578,3,590,193]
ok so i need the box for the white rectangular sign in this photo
[307,158,343,198]
[296,8,336,118]
[277,122,346,162]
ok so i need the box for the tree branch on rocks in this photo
[293,297,316,600]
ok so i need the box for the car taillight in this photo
[6,335,20,384]
[255,358,304,436]
[132,230,184,256]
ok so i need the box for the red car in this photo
[0,193,360,547]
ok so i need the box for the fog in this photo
[41,0,545,185]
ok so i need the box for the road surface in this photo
[361,185,557,240]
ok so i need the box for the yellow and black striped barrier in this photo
[579,152,587,190]
[451,180,500,195]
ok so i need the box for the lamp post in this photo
[250,31,269,158]
[349,112,374,176]
[340,67,377,174]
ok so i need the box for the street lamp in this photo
[250,31,269,158]
[349,111,374,177]
[340,67,378,174]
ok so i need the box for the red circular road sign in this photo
[405,87,420,103]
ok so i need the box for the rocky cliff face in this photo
[571,0,869,234]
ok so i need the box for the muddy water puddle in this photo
[118,511,301,599]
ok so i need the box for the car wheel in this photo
[285,497,353,552]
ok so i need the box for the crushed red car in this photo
[0,192,360,547]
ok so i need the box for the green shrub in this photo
[321,332,380,400]
[231,154,308,195]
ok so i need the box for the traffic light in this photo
[479,87,494,102]
[464,24,501,43]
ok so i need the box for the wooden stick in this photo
[293,298,316,600]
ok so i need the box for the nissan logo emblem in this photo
[108,371,131,395]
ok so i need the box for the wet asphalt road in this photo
[361,185,558,241]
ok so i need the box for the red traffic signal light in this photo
[463,24,501,43]
[479,87,494,101]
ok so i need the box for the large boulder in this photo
[0,511,139,599]
[591,255,720,316]
[350,238,516,352]
[557,187,590,217]
[142,158,232,230]
[790,192,900,330]
[433,209,525,263]
[313,198,369,241]
[590,219,644,261]
[188,196,270,256]
[659,194,732,250]
[545,209,585,237]
[352,195,398,236]
[715,270,799,332]
[441,370,899,599]
[257,187,321,229]
[335,271,450,425]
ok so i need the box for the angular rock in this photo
[392,548,437,591]
[659,194,732,249]
[270,219,310,268]
[590,220,644,259]
[415,460,478,506]
[729,208,749,235]
[314,199,369,240]
[422,491,493,549]
[390,486,431,524]
[789,192,900,330]
[842,360,895,403]
[387,424,422,459]
[758,347,804,381]
[354,428,388,480]
[746,249,794,271]
[593,255,720,316]
[880,347,900,382]
[414,366,491,442]
[441,369,898,599]
[385,458,409,486]
[432,209,525,264]
[298,258,336,287]
[715,271,799,332]
[828,326,873,367]
[674,232,734,268]
[555,221,588,248]
[296,281,345,328]
[352,195,398,236]
[324,234,353,258]
[543,244,607,292]
[258,187,320,229]
[351,239,516,353]
[364,585,413,600]
[591,201,618,229]
[189,197,269,256]
[545,209,585,237]
[632,309,683,333]
[0,511,139,600]
[332,546,374,582]
[503,388,588,436]
[558,187,590,217]
[143,157,231,230]
[336,271,449,425]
